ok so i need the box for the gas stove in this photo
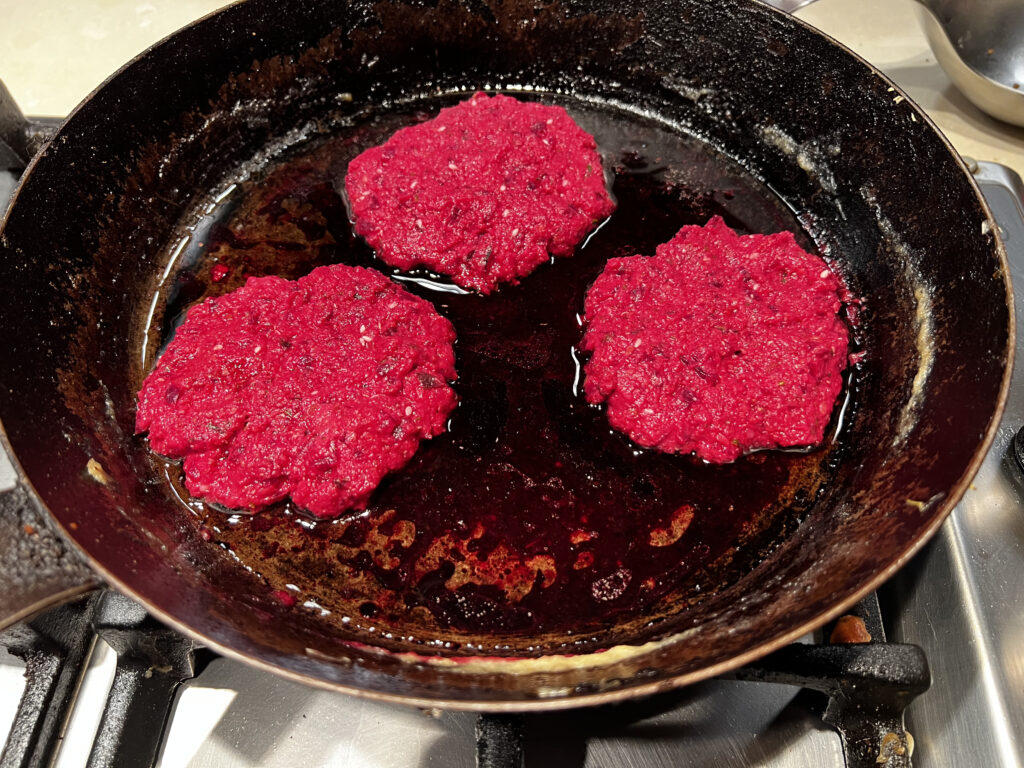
[1,1,1023,767]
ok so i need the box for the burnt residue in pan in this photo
[138,96,858,653]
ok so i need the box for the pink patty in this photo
[136,264,457,518]
[345,92,615,294]
[580,217,849,463]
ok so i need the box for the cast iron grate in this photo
[476,589,927,768]
[0,590,927,768]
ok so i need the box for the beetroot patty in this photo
[136,264,457,518]
[580,216,848,463]
[345,92,615,294]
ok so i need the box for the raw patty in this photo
[580,216,849,463]
[345,92,615,294]
[136,264,457,518]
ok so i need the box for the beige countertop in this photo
[1,0,1022,171]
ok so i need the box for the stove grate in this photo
[473,592,928,768]
[1,591,928,768]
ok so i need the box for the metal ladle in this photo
[764,0,1024,126]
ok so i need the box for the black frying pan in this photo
[0,0,1012,709]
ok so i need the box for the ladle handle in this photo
[0,445,99,632]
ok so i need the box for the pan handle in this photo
[0,447,100,632]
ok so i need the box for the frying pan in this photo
[0,0,1012,709]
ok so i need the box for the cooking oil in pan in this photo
[140,94,855,653]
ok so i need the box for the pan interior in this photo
[135,93,856,655]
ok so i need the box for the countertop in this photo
[1,0,1022,172]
